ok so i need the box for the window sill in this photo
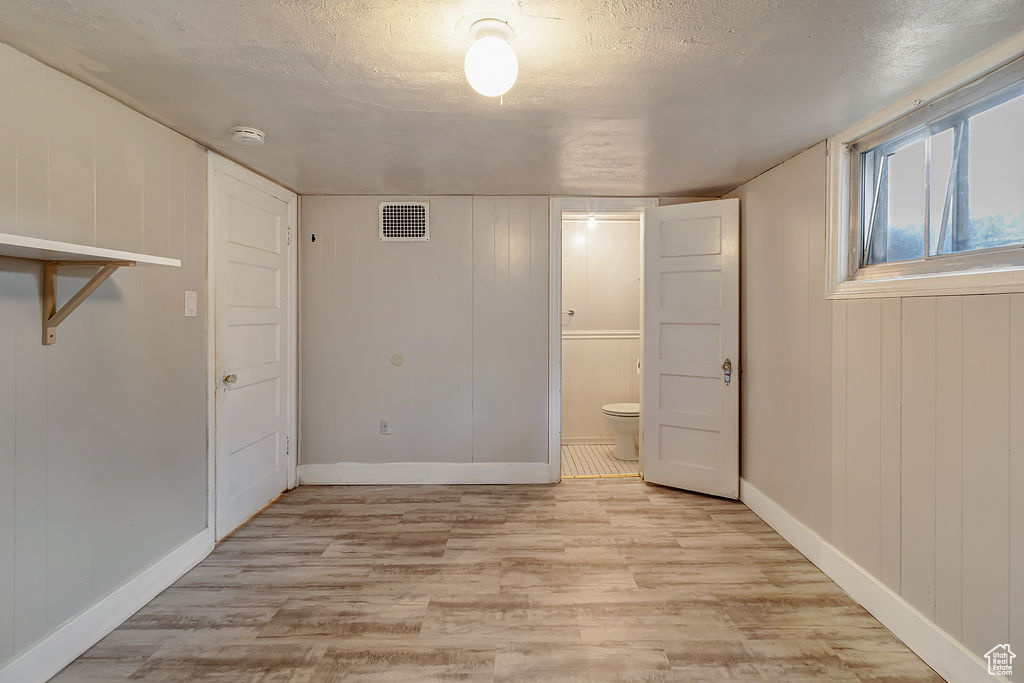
[828,265,1024,299]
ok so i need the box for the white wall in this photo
[561,218,641,440]
[299,196,549,470]
[729,141,1024,664]
[728,143,833,532]
[561,219,642,332]
[0,43,208,669]
[561,336,640,441]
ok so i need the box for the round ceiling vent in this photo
[230,126,266,146]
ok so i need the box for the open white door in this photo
[641,199,739,498]
[209,154,297,539]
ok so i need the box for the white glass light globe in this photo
[464,35,518,97]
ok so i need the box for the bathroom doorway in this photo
[549,198,657,480]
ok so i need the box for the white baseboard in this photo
[739,478,998,683]
[0,527,214,683]
[560,437,616,445]
[298,461,553,485]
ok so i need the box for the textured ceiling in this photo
[2,1,1024,196]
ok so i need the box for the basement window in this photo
[830,54,1024,297]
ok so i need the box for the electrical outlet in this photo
[379,418,391,435]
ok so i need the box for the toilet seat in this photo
[602,402,640,417]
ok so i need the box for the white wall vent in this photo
[379,202,429,241]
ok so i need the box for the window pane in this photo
[929,127,954,255]
[965,93,1024,252]
[866,138,926,263]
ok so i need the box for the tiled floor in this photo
[561,442,640,478]
[56,478,940,682]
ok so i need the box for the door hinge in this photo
[287,226,292,245]
[285,436,290,455]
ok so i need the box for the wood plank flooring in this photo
[561,443,640,478]
[55,479,941,682]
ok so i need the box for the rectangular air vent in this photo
[379,201,429,241]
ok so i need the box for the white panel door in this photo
[641,199,739,498]
[211,156,296,539]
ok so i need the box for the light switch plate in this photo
[184,290,198,317]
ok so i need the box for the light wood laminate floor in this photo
[561,443,640,478]
[56,479,940,682]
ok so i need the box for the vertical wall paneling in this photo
[0,327,11,661]
[933,296,964,640]
[844,299,883,576]
[0,42,208,669]
[1010,293,1024,651]
[531,197,551,461]
[900,297,936,616]
[296,197,331,464]
[14,55,48,243]
[471,197,496,461]
[961,295,1011,654]
[471,197,549,463]
[0,51,17,235]
[831,301,848,549]
[300,196,475,464]
[94,96,145,253]
[0,59,14,664]
[47,75,94,246]
[299,196,548,468]
[805,169,833,535]
[0,290,14,664]
[737,141,1022,665]
[561,336,641,440]
[12,270,48,653]
[879,298,901,591]
[726,145,831,533]
[45,272,96,631]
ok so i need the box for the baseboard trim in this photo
[739,478,998,683]
[0,527,214,683]
[297,461,553,485]
[560,438,616,445]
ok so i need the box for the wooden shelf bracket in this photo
[0,232,180,344]
[42,260,135,344]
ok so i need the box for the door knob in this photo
[722,359,732,385]
[223,373,238,385]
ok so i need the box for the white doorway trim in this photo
[548,197,659,483]
[205,151,298,538]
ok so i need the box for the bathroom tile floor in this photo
[561,442,640,478]
[55,478,940,682]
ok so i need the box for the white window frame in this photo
[827,36,1024,299]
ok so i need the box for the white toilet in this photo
[601,402,640,461]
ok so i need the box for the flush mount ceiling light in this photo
[463,18,518,98]
[230,126,266,146]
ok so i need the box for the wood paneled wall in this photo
[299,196,549,466]
[472,197,549,463]
[729,143,833,533]
[731,142,1024,662]
[832,294,1022,655]
[562,336,641,440]
[0,43,208,667]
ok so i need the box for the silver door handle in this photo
[722,359,732,385]
[223,373,238,385]
[562,310,575,316]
